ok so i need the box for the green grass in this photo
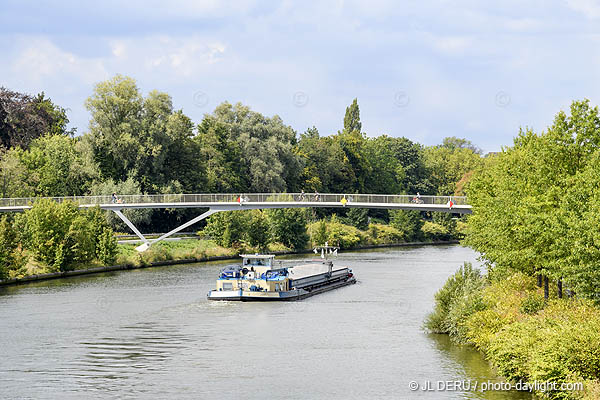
[116,239,237,266]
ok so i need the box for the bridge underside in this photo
[107,202,470,252]
[0,201,471,252]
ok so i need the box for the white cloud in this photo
[107,36,226,77]
[11,37,107,85]
[565,0,600,18]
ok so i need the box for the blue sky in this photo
[2,0,600,152]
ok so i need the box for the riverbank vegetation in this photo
[427,100,600,399]
[0,199,117,279]
[426,266,600,399]
[466,100,600,302]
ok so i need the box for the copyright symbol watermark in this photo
[292,91,309,107]
[96,295,111,311]
[193,91,210,108]
[495,91,510,108]
[394,91,410,107]
[409,381,419,391]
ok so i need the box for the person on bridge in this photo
[111,192,117,203]
[314,191,320,201]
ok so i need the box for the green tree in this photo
[196,116,246,192]
[203,211,251,247]
[432,212,457,239]
[295,127,356,192]
[85,75,200,192]
[387,137,432,194]
[0,215,17,279]
[344,98,362,133]
[85,75,143,181]
[312,219,328,246]
[363,135,405,194]
[466,100,600,300]
[86,207,118,264]
[347,207,369,230]
[247,210,270,249]
[18,200,118,271]
[0,147,35,198]
[222,212,248,247]
[267,207,309,250]
[336,99,371,192]
[198,102,301,192]
[20,134,100,196]
[424,138,483,195]
[390,210,424,241]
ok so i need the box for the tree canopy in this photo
[0,88,73,148]
[465,99,600,300]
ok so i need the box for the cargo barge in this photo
[207,247,355,301]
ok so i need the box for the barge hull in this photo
[208,277,356,301]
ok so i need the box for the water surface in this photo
[0,245,532,399]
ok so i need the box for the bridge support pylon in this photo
[113,208,224,252]
[113,209,150,248]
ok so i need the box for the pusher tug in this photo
[207,245,356,301]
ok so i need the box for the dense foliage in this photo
[0,200,117,277]
[465,100,600,301]
[0,87,73,148]
[426,266,600,399]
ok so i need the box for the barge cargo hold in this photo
[207,250,356,301]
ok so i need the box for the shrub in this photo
[389,210,423,241]
[520,292,546,315]
[308,215,365,249]
[367,223,404,245]
[20,199,80,271]
[421,221,449,241]
[96,227,118,265]
[424,262,485,342]
[203,211,250,247]
[312,219,327,246]
[0,215,17,279]
[19,200,118,271]
[432,212,457,239]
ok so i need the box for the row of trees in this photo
[1,75,483,234]
[465,99,600,301]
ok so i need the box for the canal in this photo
[0,245,531,399]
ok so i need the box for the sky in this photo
[2,0,600,153]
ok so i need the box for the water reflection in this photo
[428,334,532,399]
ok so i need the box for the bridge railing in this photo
[0,193,468,207]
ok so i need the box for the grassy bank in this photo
[115,239,291,267]
[426,264,600,399]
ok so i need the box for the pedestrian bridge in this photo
[0,193,470,251]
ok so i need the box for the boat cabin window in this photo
[243,258,272,267]
[222,282,233,290]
